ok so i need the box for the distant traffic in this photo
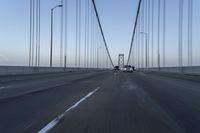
[114,65,135,72]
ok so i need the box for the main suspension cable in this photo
[92,0,114,67]
[127,0,142,65]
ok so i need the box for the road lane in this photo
[51,72,187,133]
[0,71,112,133]
[0,71,200,133]
[132,72,200,133]
[0,71,106,99]
[0,71,94,84]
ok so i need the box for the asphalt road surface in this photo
[0,71,200,133]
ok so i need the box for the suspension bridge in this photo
[0,0,200,133]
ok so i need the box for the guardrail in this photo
[0,66,102,76]
[138,66,200,75]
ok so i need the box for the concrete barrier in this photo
[138,66,200,75]
[0,66,100,76]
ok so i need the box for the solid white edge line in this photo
[38,87,100,133]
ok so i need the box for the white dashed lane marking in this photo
[38,87,100,133]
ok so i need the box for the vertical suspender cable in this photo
[96,22,98,68]
[90,4,93,67]
[95,16,97,67]
[93,8,95,67]
[87,0,90,68]
[187,0,190,66]
[29,0,32,66]
[75,0,78,67]
[91,3,95,67]
[157,0,160,68]
[163,0,166,67]
[38,0,41,66]
[190,0,193,66]
[141,1,144,68]
[178,0,183,66]
[135,26,138,67]
[64,0,68,68]
[93,18,96,67]
[92,7,95,67]
[145,0,147,68]
[84,0,87,67]
[147,0,150,68]
[91,10,93,67]
[138,15,141,68]
[131,40,133,65]
[60,0,64,67]
[35,0,38,66]
[78,0,81,67]
[188,0,193,66]
[32,0,35,66]
[151,0,154,67]
[96,28,99,68]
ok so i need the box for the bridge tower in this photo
[118,54,124,69]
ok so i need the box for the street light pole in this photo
[50,5,63,67]
[140,32,148,68]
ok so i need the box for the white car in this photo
[123,65,133,73]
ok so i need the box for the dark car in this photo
[114,66,120,71]
[132,66,136,71]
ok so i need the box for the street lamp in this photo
[140,32,148,68]
[97,47,102,69]
[50,4,63,67]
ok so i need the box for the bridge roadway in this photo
[0,70,200,133]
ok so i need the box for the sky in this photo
[0,0,200,67]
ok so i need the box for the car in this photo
[114,66,120,71]
[123,65,133,73]
[132,66,136,71]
